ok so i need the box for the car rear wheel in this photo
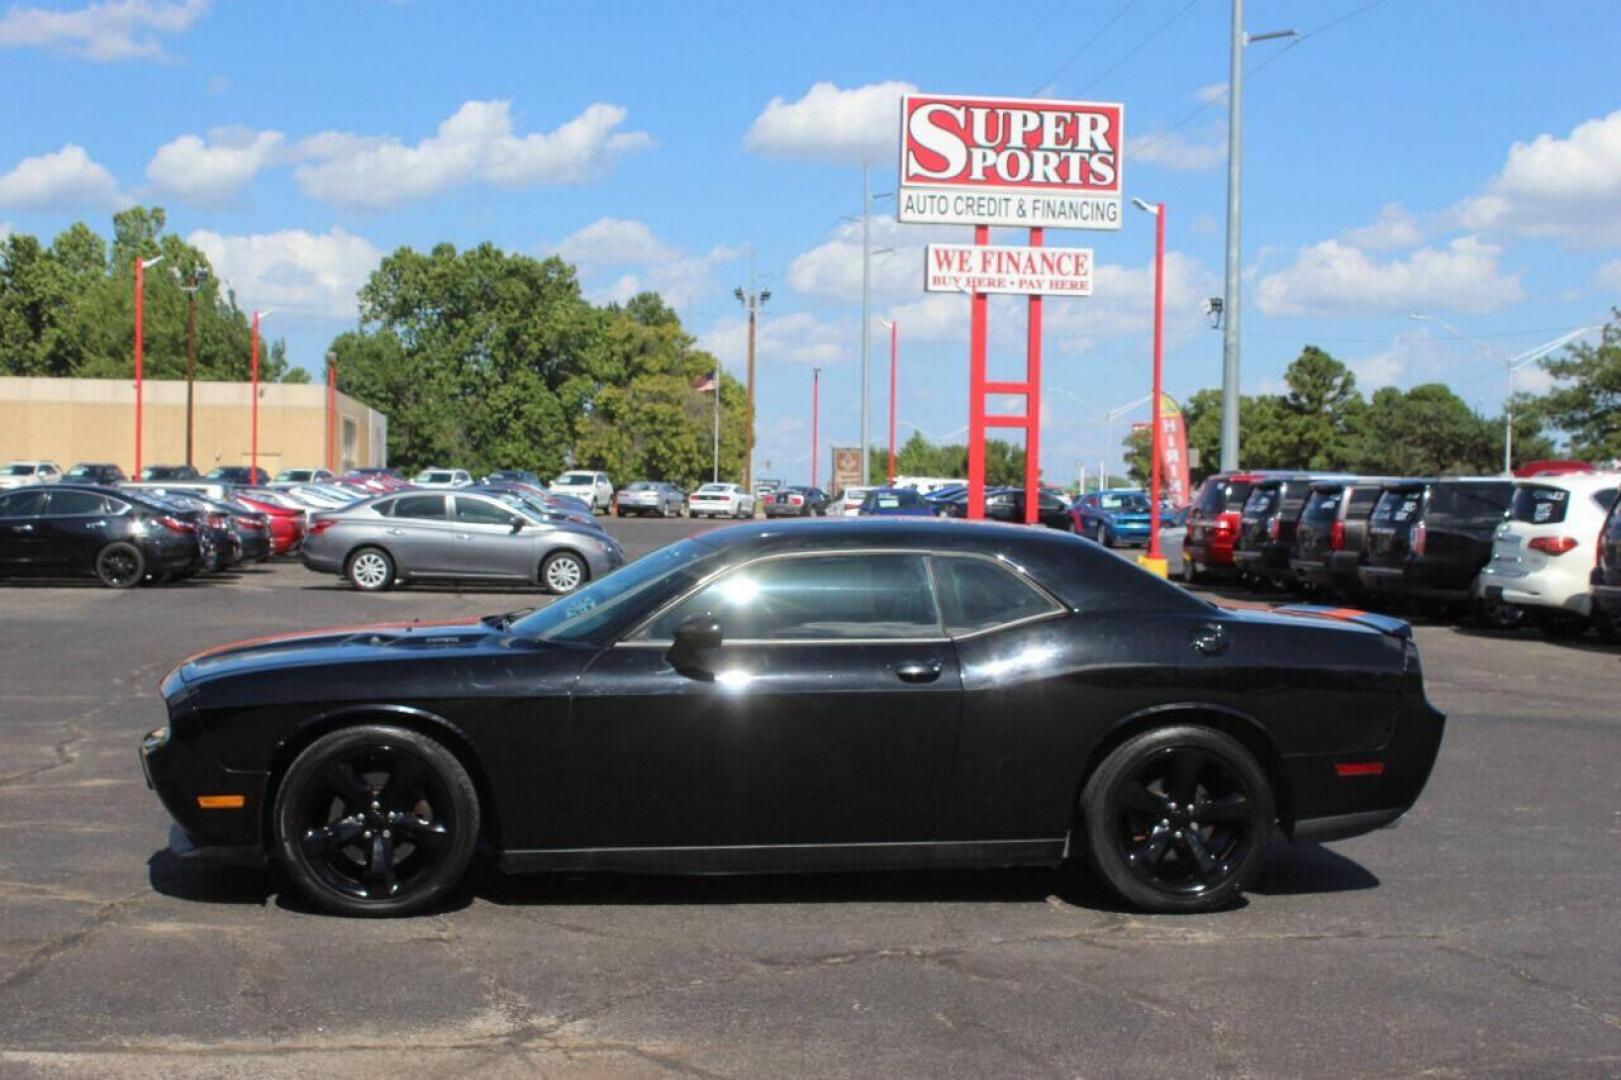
[95,542,145,588]
[1181,559,1201,585]
[273,725,479,917]
[1100,526,1115,548]
[347,547,395,592]
[541,550,587,594]
[1080,725,1273,914]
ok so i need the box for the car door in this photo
[38,489,115,570]
[377,493,457,575]
[561,552,963,850]
[447,494,531,579]
[0,489,50,567]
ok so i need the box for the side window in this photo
[0,490,49,518]
[455,497,519,526]
[392,494,447,520]
[931,556,1062,636]
[105,498,132,516]
[48,490,109,515]
[373,499,396,517]
[640,554,940,641]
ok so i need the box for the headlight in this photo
[142,725,171,752]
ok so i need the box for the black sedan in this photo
[142,519,1445,916]
[0,484,202,586]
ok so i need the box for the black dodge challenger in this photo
[142,519,1445,916]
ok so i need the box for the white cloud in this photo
[291,100,652,209]
[187,226,382,322]
[1453,109,1621,247]
[700,310,850,368]
[1341,203,1423,251]
[0,0,207,61]
[545,217,739,310]
[787,214,972,304]
[1194,83,1228,105]
[744,80,915,164]
[0,221,11,241]
[146,127,285,205]
[0,144,121,210]
[1594,258,1621,293]
[1255,236,1522,317]
[1127,129,1224,172]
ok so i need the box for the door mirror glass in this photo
[668,615,723,679]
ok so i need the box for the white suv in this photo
[549,470,613,513]
[1480,471,1620,639]
[0,461,62,490]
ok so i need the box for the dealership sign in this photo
[898,93,1124,229]
[924,242,1092,296]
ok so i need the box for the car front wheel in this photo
[1080,725,1273,914]
[541,550,587,594]
[273,725,479,917]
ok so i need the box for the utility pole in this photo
[860,162,872,485]
[1220,4,1297,471]
[811,367,821,488]
[712,357,722,483]
[734,259,770,496]
[878,318,898,485]
[177,267,207,468]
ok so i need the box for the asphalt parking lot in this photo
[2,515,1618,1078]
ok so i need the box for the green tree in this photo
[1535,310,1621,461]
[1349,384,1495,475]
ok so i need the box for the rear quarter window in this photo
[1372,490,1424,526]
[1194,480,1226,515]
[1301,489,1342,521]
[1510,485,1569,525]
[1428,483,1512,522]
[1242,486,1277,515]
[1223,481,1254,512]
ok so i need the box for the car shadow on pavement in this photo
[1447,623,1620,654]
[150,839,1379,916]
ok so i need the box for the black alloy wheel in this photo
[96,542,146,588]
[1081,726,1272,914]
[274,725,479,917]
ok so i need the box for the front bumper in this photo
[141,722,269,857]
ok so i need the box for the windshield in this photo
[278,470,312,482]
[698,484,729,493]
[513,539,716,643]
[556,473,593,485]
[3,464,37,476]
[1098,493,1148,511]
[418,471,453,483]
[627,481,655,491]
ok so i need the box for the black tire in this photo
[1100,526,1115,548]
[273,725,479,917]
[346,546,395,592]
[95,542,145,588]
[1472,594,1523,631]
[1181,559,1200,585]
[615,508,624,518]
[540,550,588,594]
[1080,725,1273,915]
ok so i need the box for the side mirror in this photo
[667,615,723,680]
[510,518,525,533]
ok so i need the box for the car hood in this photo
[174,617,502,687]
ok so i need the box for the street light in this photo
[132,254,163,477]
[1408,314,1602,472]
[250,309,273,481]
[811,367,821,488]
[1132,197,1168,577]
[175,267,209,468]
[877,318,899,485]
[1219,3,1299,473]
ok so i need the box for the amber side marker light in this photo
[197,794,246,809]
[1334,762,1385,778]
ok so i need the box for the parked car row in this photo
[1184,469,1621,640]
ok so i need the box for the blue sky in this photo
[3,0,1618,483]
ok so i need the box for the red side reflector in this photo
[1335,762,1385,778]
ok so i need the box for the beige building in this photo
[0,377,388,477]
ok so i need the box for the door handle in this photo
[384,528,404,536]
[896,659,943,684]
[1189,623,1228,656]
[15,524,33,532]
[455,533,471,541]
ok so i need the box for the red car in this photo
[232,493,307,556]
[1181,471,1280,583]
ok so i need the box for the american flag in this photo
[693,370,717,392]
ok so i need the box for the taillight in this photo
[1330,520,1346,551]
[1412,521,1427,556]
[790,495,803,505]
[1267,516,1281,541]
[207,512,227,529]
[1214,517,1233,534]
[155,515,194,534]
[308,518,336,536]
[1528,536,1577,556]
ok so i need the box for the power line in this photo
[1076,0,1203,97]
[1031,0,1141,94]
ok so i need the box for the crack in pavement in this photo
[0,722,89,787]
[0,887,152,997]
[1433,941,1621,1032]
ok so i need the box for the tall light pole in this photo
[1132,197,1168,577]
[734,272,770,496]
[250,309,272,481]
[1409,314,1601,472]
[326,350,338,473]
[811,366,821,488]
[878,318,898,484]
[860,162,873,484]
[132,253,163,477]
[176,267,209,468]
[1220,4,1297,472]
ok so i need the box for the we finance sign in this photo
[924,243,1092,296]
[898,94,1124,230]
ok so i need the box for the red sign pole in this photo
[1024,227,1043,524]
[966,224,989,520]
[1147,204,1166,566]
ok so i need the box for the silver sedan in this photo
[614,481,684,518]
[301,490,624,593]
